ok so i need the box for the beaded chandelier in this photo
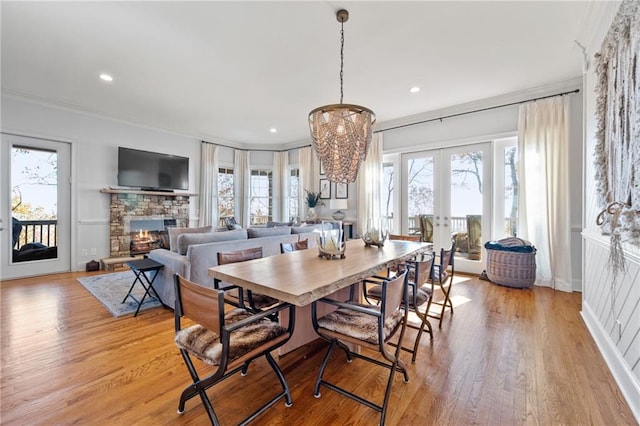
[308,9,376,184]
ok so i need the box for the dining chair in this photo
[173,274,295,425]
[362,233,422,283]
[311,270,410,426]
[364,252,436,362]
[418,214,434,243]
[429,240,456,328]
[280,238,308,253]
[215,247,279,312]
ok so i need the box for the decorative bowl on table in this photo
[362,225,388,248]
[317,220,345,259]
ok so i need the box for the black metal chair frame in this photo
[429,240,456,328]
[311,271,410,426]
[213,247,276,314]
[174,274,295,425]
[363,252,436,362]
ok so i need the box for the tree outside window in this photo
[288,168,300,222]
[218,167,234,222]
[504,146,518,236]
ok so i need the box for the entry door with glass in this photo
[1,134,71,279]
[402,143,491,274]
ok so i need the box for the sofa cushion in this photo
[247,226,291,238]
[177,229,248,255]
[291,223,328,234]
[168,226,212,252]
[266,220,294,228]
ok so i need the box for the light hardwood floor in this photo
[1,271,636,425]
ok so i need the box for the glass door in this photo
[402,143,491,274]
[1,134,71,279]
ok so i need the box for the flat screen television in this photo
[117,147,189,191]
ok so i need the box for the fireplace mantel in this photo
[101,188,197,197]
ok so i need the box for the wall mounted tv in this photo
[117,147,189,191]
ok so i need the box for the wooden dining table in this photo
[208,239,431,354]
[208,239,431,306]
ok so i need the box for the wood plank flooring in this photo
[1,271,636,425]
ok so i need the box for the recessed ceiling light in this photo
[99,73,113,82]
[409,86,420,94]
[270,128,277,133]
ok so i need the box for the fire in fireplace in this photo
[129,218,176,255]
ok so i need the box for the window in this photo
[288,168,300,222]
[218,167,234,223]
[250,169,272,225]
[493,137,519,238]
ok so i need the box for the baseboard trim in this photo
[581,302,640,423]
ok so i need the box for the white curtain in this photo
[357,133,383,236]
[273,151,289,221]
[198,142,218,227]
[234,149,251,228]
[299,146,312,221]
[517,96,572,291]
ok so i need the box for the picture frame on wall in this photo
[335,182,348,199]
[319,161,325,175]
[319,179,331,199]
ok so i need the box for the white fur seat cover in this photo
[175,309,286,365]
[317,302,404,345]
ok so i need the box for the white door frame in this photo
[401,142,492,274]
[1,134,72,279]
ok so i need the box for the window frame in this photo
[249,168,273,226]
[217,166,235,225]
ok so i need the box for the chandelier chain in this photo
[340,21,344,104]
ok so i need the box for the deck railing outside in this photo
[14,220,58,249]
[407,216,518,239]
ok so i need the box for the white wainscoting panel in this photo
[582,231,640,422]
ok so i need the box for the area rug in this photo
[77,271,162,317]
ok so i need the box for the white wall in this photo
[578,1,640,421]
[2,96,201,270]
[382,87,584,290]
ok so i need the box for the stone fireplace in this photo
[105,190,191,258]
[127,217,176,255]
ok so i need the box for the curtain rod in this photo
[202,140,311,152]
[376,88,580,133]
[205,88,580,150]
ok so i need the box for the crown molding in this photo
[3,76,583,152]
[1,88,242,147]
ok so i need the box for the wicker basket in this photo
[485,237,536,288]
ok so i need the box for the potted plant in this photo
[305,190,321,220]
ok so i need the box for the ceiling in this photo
[1,1,588,148]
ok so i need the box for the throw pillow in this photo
[168,226,212,253]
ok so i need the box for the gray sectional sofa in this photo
[148,225,322,309]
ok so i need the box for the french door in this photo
[1,134,71,279]
[401,143,491,274]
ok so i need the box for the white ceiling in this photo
[1,1,588,148]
